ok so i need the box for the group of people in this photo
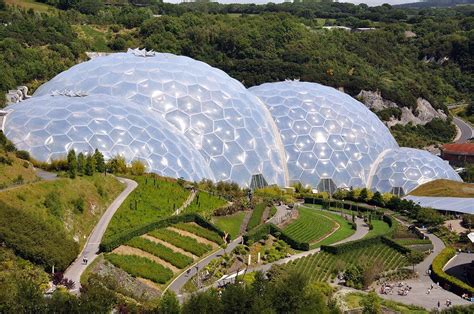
[379,281,412,296]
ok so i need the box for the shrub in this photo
[126,237,193,269]
[15,150,30,161]
[105,254,173,284]
[149,228,211,257]
[431,247,474,297]
[0,201,79,271]
[72,196,85,213]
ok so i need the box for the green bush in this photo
[174,223,224,245]
[431,247,474,296]
[246,202,267,231]
[149,228,211,257]
[105,254,173,284]
[0,201,78,271]
[126,237,193,269]
[15,150,30,161]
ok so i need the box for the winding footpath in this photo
[453,116,474,143]
[64,177,138,294]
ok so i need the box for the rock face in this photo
[356,90,447,127]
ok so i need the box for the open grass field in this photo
[409,179,474,198]
[283,206,337,243]
[246,202,266,231]
[364,219,391,239]
[0,153,38,189]
[212,211,246,239]
[288,205,356,248]
[181,191,228,218]
[104,175,190,241]
[344,292,428,314]
[288,243,408,283]
[5,0,57,13]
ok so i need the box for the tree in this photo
[85,155,96,176]
[406,251,424,272]
[361,290,381,314]
[359,188,369,203]
[93,149,105,173]
[157,290,180,314]
[107,155,127,174]
[130,160,145,175]
[67,149,77,179]
[370,191,384,207]
[77,152,85,174]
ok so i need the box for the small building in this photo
[441,143,474,166]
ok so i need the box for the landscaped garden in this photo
[283,206,337,243]
[246,201,267,231]
[212,211,246,239]
[181,191,228,218]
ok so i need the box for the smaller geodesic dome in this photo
[249,80,399,191]
[4,92,214,182]
[368,148,462,196]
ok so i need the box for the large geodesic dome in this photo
[34,49,288,187]
[4,93,214,182]
[250,81,399,191]
[368,148,462,195]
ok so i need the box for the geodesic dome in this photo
[250,81,399,190]
[368,148,462,196]
[34,50,287,187]
[4,93,214,182]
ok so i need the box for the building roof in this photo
[404,195,473,215]
[442,143,474,155]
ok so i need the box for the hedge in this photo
[321,236,410,255]
[303,197,384,216]
[431,247,474,297]
[243,223,310,251]
[100,213,226,252]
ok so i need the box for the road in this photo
[63,177,137,293]
[453,116,473,143]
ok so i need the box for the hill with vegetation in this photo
[0,1,472,148]
[409,179,474,197]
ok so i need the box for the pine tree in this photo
[67,149,77,179]
[77,152,85,175]
[85,154,96,176]
[93,149,105,173]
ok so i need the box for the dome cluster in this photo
[4,49,462,193]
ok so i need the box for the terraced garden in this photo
[287,243,408,282]
[103,222,223,288]
[212,211,246,239]
[283,206,338,243]
[246,202,266,231]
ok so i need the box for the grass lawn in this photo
[344,292,428,314]
[409,179,474,198]
[301,205,356,249]
[104,175,190,242]
[182,191,228,218]
[283,206,336,243]
[5,0,57,13]
[212,211,246,239]
[247,202,266,231]
[364,219,391,239]
[0,174,124,249]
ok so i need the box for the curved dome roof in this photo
[4,93,214,182]
[34,50,287,187]
[368,147,462,195]
[250,81,399,190]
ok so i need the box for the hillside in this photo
[409,179,474,198]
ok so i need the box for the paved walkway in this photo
[453,116,474,143]
[63,177,137,293]
[266,204,291,225]
[174,189,197,215]
[375,231,471,310]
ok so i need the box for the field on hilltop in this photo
[409,179,474,198]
